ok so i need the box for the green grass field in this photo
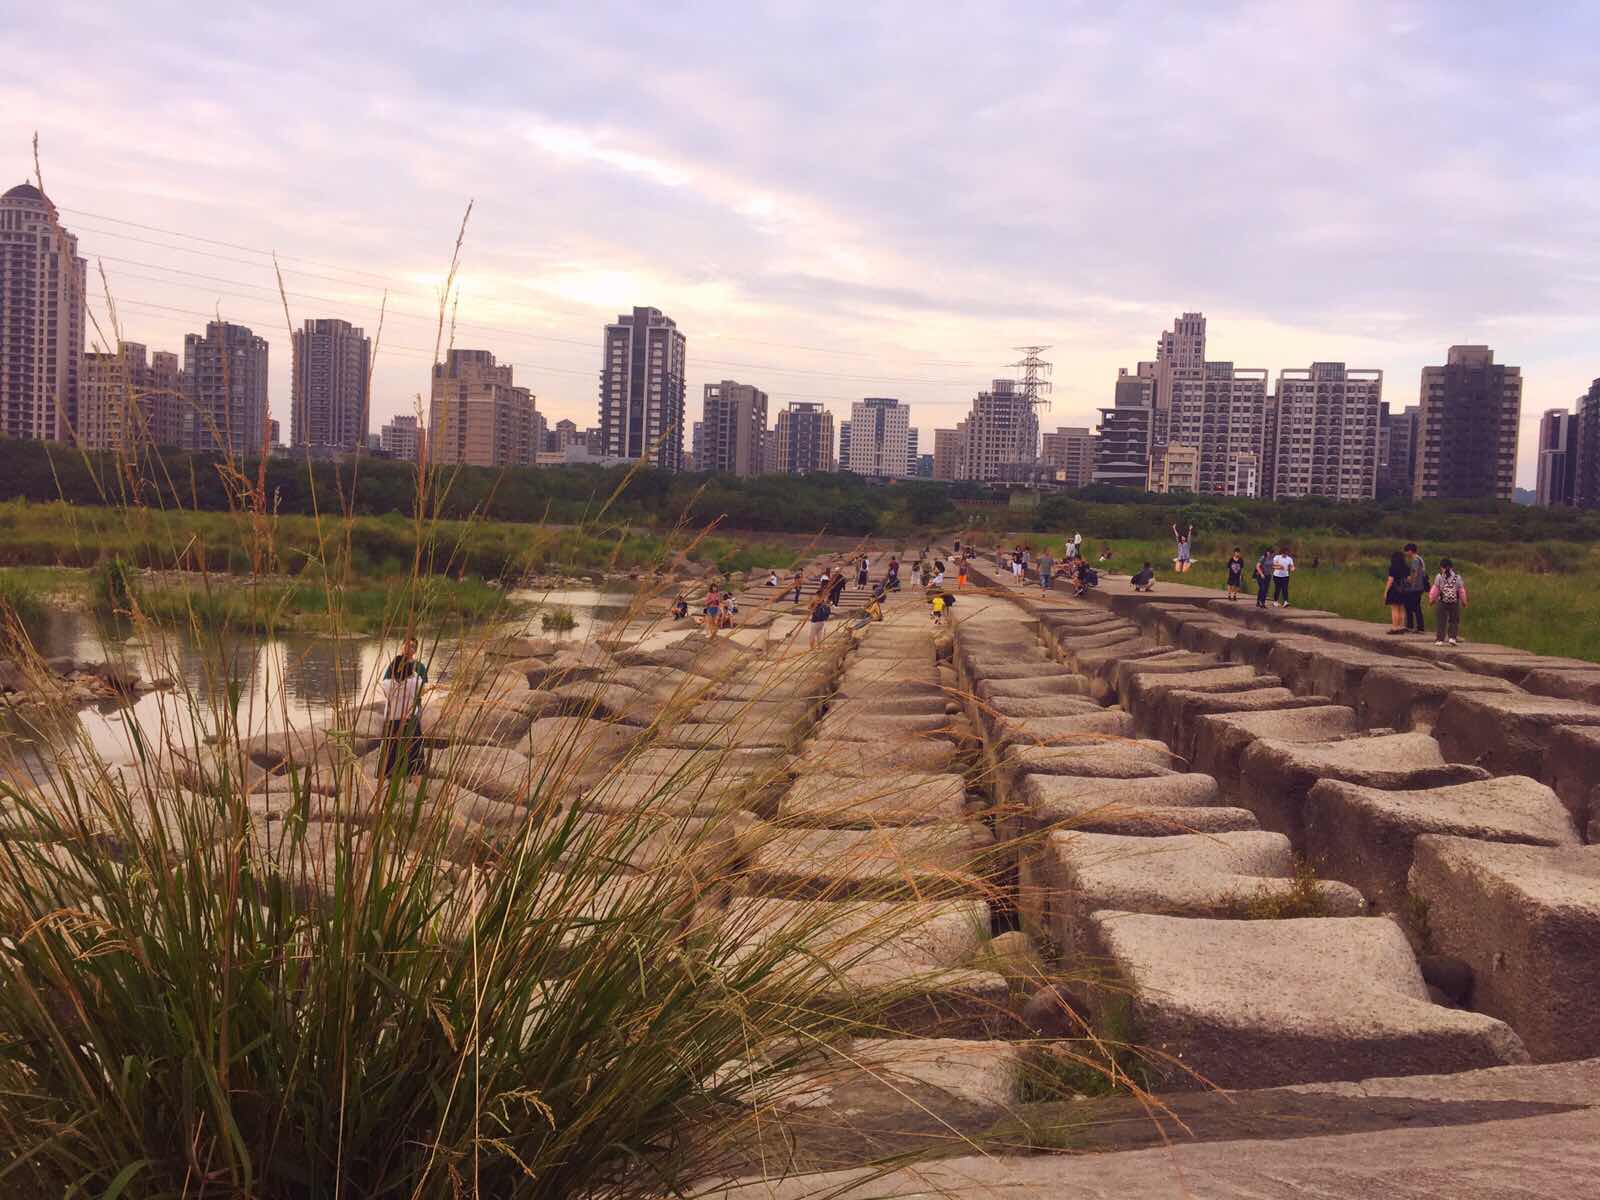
[1005,532,1600,663]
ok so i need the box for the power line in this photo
[66,205,993,367]
[90,260,991,387]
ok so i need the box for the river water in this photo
[4,588,641,770]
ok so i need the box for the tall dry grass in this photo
[0,170,1143,1196]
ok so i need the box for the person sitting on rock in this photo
[671,595,689,620]
[1131,562,1156,592]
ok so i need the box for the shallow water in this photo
[3,589,641,770]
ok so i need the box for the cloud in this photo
[2,1,1597,483]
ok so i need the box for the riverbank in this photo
[985,532,1600,663]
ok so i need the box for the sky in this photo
[3,0,1598,486]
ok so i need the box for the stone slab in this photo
[1191,705,1358,794]
[740,823,993,899]
[1435,692,1600,779]
[1305,776,1581,912]
[1411,836,1600,1063]
[1047,830,1364,956]
[776,772,967,828]
[1355,666,1522,733]
[1090,912,1529,1089]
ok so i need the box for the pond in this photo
[3,589,641,772]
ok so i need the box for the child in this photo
[930,591,947,624]
[1131,562,1155,592]
[1226,548,1244,600]
[1429,557,1467,645]
[671,595,689,620]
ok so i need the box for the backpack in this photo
[1437,573,1460,604]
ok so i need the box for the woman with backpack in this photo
[1430,558,1467,645]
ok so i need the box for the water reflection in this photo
[6,589,642,769]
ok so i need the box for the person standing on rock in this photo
[1038,547,1055,591]
[703,583,723,637]
[378,654,425,780]
[856,555,870,587]
[1430,557,1466,645]
[828,570,848,608]
[790,568,805,604]
[1254,547,1272,608]
[1271,546,1295,607]
[1226,548,1244,600]
[886,557,901,591]
[957,554,969,589]
[1402,542,1428,634]
[816,567,832,598]
[1384,549,1409,634]
[808,594,831,649]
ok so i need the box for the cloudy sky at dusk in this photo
[4,1,1597,484]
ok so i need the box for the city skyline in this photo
[4,6,1598,485]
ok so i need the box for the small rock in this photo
[1021,983,1095,1037]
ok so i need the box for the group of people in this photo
[1385,542,1467,644]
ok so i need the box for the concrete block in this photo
[1090,912,1529,1089]
[1239,731,1492,848]
[1305,776,1580,911]
[1435,692,1600,779]
[1355,666,1521,733]
[1411,837,1600,1062]
[1190,705,1358,795]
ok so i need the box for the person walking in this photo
[930,590,947,625]
[1173,523,1195,574]
[886,556,901,591]
[808,594,831,649]
[828,569,848,608]
[1253,548,1272,608]
[1384,549,1409,633]
[1430,557,1467,645]
[856,555,870,588]
[1402,543,1428,634]
[957,554,968,588]
[790,568,805,604]
[1225,548,1244,600]
[703,583,723,637]
[1271,545,1295,607]
[1038,547,1055,591]
[815,567,832,598]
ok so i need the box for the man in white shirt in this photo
[1270,547,1295,607]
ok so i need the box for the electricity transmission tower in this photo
[1009,345,1053,464]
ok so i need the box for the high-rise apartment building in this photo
[1576,380,1600,509]
[846,396,911,477]
[906,427,920,476]
[79,342,182,451]
[1041,426,1095,488]
[182,321,269,455]
[700,379,768,476]
[598,306,686,470]
[773,402,834,474]
[1268,363,1383,501]
[291,318,371,457]
[1147,315,1268,496]
[961,379,1038,482]
[1378,404,1421,499]
[1535,408,1581,507]
[932,425,966,481]
[1415,346,1522,500]
[429,349,538,468]
[1093,365,1155,487]
[1,183,86,442]
[689,421,702,471]
[379,413,423,462]
[837,421,852,471]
